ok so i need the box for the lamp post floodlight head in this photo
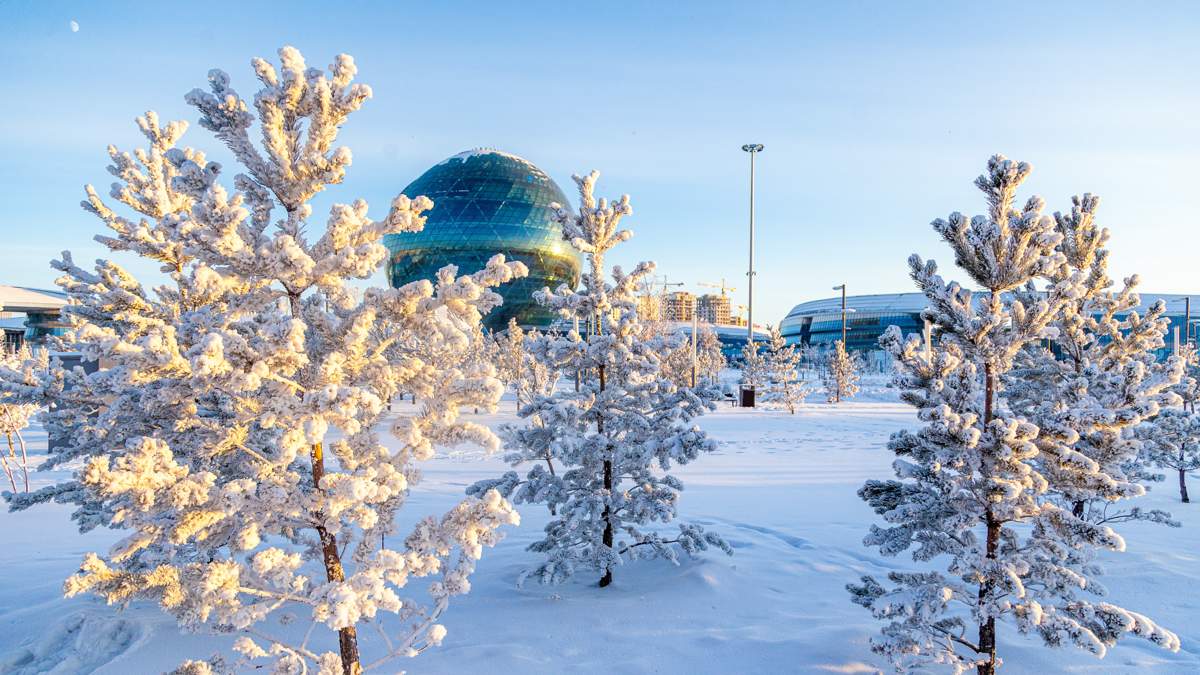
[742,144,764,153]
[832,284,845,291]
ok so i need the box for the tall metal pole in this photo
[747,151,755,342]
[741,144,763,348]
[840,284,847,345]
[1186,297,1191,346]
[832,283,848,345]
[691,305,699,387]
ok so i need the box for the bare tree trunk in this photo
[0,451,16,493]
[1072,500,1085,519]
[534,418,558,515]
[597,364,614,588]
[4,433,20,492]
[1181,467,1190,504]
[977,364,998,675]
[312,442,362,675]
[976,511,999,675]
[284,253,360,675]
[16,431,28,493]
[5,432,27,492]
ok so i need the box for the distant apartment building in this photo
[662,291,696,322]
[696,293,731,325]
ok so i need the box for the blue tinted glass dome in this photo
[384,149,580,330]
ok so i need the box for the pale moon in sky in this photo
[70,20,79,33]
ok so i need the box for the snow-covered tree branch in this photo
[849,156,1180,675]
[0,345,46,494]
[825,340,860,404]
[469,171,729,588]
[761,325,811,413]
[1,46,526,675]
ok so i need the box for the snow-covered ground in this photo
[2,396,1198,674]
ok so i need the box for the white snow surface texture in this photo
[2,390,1198,673]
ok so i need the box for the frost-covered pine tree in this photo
[1005,193,1182,522]
[0,345,46,494]
[1,47,525,675]
[1139,407,1200,502]
[659,323,728,389]
[468,171,729,588]
[492,318,559,411]
[849,156,1179,674]
[740,339,768,390]
[515,327,560,408]
[696,323,727,385]
[493,318,526,408]
[1136,343,1200,503]
[651,323,700,389]
[762,325,810,413]
[825,340,860,403]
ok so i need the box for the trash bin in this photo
[739,385,756,408]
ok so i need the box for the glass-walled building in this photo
[682,323,770,362]
[779,293,926,353]
[780,291,1200,363]
[383,149,581,330]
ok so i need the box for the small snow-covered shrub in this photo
[0,345,45,494]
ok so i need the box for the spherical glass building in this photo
[383,149,581,330]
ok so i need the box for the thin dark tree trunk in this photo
[1072,500,1085,519]
[598,363,614,588]
[313,442,362,675]
[288,289,360,675]
[977,364,998,675]
[1181,467,1190,504]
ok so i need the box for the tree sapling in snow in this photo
[469,171,730,588]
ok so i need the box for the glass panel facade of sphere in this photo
[384,151,581,330]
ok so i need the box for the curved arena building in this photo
[781,292,1200,361]
[384,149,581,330]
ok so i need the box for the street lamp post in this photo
[833,284,848,345]
[742,144,763,344]
[741,144,763,407]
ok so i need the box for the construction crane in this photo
[698,279,737,297]
[656,275,685,294]
[633,276,686,323]
[638,275,684,297]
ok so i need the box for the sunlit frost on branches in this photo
[0,46,526,675]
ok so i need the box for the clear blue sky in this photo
[1,1,1197,324]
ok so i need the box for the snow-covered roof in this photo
[783,291,1200,322]
[0,286,67,313]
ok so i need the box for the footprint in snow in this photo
[0,612,140,675]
